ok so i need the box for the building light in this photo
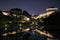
[22,28,30,32]
[46,7,58,11]
[3,33,8,36]
[2,12,9,16]
[12,14,16,16]
[46,8,58,11]
[26,18,30,21]
[11,31,16,34]
[36,10,55,19]
[24,16,30,21]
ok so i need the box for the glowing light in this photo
[5,28,7,30]
[2,12,9,16]
[25,28,30,31]
[12,14,16,16]
[46,8,58,11]
[3,33,8,36]
[24,16,30,21]
[11,31,16,34]
[9,21,12,23]
[5,24,8,26]
[26,18,30,21]
[35,11,55,19]
[22,28,30,32]
[34,29,53,38]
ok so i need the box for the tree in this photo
[43,11,60,39]
[0,11,9,26]
[10,8,22,21]
[23,11,31,18]
[10,8,22,15]
[9,8,22,25]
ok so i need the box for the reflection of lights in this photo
[5,24,8,26]
[25,28,30,31]
[11,31,16,34]
[2,12,9,16]
[5,28,7,30]
[3,33,8,36]
[22,28,30,32]
[46,33,53,38]
[35,29,53,38]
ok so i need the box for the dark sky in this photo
[0,0,60,15]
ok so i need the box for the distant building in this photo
[46,6,58,12]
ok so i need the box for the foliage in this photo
[43,11,60,38]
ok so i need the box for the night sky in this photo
[0,0,60,15]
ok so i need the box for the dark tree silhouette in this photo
[9,8,22,25]
[10,8,22,14]
[43,11,60,39]
[23,11,31,18]
[0,10,2,14]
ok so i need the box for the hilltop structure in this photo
[33,7,58,19]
